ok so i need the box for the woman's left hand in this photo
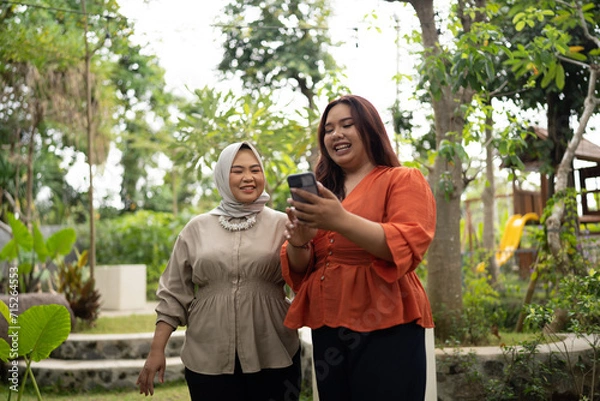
[284,207,317,245]
[289,182,348,232]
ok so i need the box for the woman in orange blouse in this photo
[282,95,436,401]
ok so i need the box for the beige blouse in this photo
[155,207,299,374]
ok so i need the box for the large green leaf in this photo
[0,339,11,363]
[0,301,15,362]
[18,262,33,275]
[33,224,49,262]
[7,212,33,252]
[0,239,17,261]
[16,304,71,362]
[0,300,10,323]
[46,228,76,258]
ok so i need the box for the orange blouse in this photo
[281,166,436,332]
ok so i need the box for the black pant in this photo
[311,323,426,401]
[184,350,301,401]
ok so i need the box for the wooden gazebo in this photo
[504,127,600,277]
[513,127,600,228]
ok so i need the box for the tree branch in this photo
[556,54,589,70]
[575,1,600,49]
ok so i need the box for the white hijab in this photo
[208,141,270,217]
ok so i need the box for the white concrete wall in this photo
[425,328,437,400]
[95,264,147,311]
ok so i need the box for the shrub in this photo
[77,210,191,300]
[55,250,101,327]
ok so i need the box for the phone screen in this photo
[287,172,319,203]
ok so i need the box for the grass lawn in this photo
[0,379,314,401]
[74,314,157,334]
[0,380,191,401]
[73,314,178,334]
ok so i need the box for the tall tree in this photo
[505,1,600,332]
[217,0,342,110]
[0,1,115,226]
[0,0,177,222]
[492,0,598,194]
[383,0,491,340]
[173,87,312,210]
[109,41,178,213]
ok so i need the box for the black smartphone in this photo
[287,172,320,203]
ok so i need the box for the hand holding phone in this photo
[287,172,320,203]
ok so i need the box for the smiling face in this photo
[229,148,265,204]
[323,103,372,173]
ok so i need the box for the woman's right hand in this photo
[136,350,166,396]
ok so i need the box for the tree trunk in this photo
[545,67,599,333]
[12,127,22,216]
[483,110,500,288]
[382,0,474,341]
[82,0,96,280]
[25,117,37,229]
[411,0,467,341]
[426,94,465,339]
[546,68,598,260]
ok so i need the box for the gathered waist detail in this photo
[195,279,285,299]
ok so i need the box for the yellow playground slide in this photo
[495,212,539,267]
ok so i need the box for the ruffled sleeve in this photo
[280,242,315,293]
[373,168,436,283]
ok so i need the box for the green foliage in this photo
[456,250,531,346]
[511,191,600,397]
[0,212,76,293]
[78,211,188,300]
[418,51,451,101]
[495,338,567,400]
[217,0,342,105]
[173,87,314,211]
[0,0,177,220]
[461,266,502,345]
[0,300,71,400]
[0,213,32,260]
[450,18,512,94]
[539,188,586,275]
[441,331,589,400]
[437,171,456,201]
[503,0,599,91]
[512,8,555,32]
[15,305,71,362]
[526,269,600,334]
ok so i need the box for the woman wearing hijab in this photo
[137,142,301,401]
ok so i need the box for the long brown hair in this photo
[314,95,400,199]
